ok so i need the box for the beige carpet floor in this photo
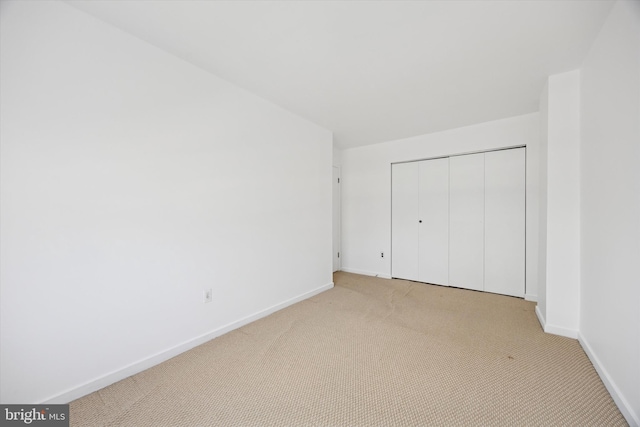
[70,272,627,426]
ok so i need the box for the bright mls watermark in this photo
[1,405,68,426]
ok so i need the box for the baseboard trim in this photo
[42,281,334,404]
[534,306,579,338]
[524,293,537,302]
[340,267,391,279]
[544,323,578,339]
[578,333,639,427]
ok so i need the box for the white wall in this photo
[538,70,581,338]
[333,146,343,167]
[525,115,540,304]
[579,1,640,424]
[536,83,549,323]
[341,113,539,299]
[0,1,333,404]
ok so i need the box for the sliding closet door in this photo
[418,158,449,285]
[391,162,419,281]
[449,153,484,291]
[484,148,525,297]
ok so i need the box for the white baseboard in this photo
[578,333,639,427]
[524,293,537,302]
[42,282,334,404]
[534,308,637,425]
[544,323,578,339]
[534,306,578,339]
[340,267,391,279]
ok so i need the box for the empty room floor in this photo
[70,272,626,426]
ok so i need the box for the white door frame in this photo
[333,166,341,272]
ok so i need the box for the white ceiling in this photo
[65,0,614,149]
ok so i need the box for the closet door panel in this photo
[418,158,449,285]
[391,162,419,281]
[484,148,525,297]
[449,154,485,291]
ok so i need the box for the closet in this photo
[391,147,525,298]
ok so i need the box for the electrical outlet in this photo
[381,252,384,258]
[204,289,212,303]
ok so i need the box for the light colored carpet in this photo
[70,272,627,426]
